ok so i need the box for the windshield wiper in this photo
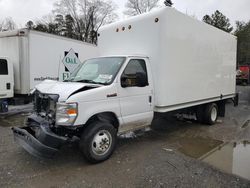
[63,77,75,82]
[76,79,108,85]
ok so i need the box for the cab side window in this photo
[0,59,8,75]
[121,59,148,87]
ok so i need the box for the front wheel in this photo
[79,121,117,163]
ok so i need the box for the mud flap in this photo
[233,93,239,107]
[12,126,67,159]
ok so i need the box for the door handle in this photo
[6,83,11,90]
[107,93,117,98]
[149,96,152,103]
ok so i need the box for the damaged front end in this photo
[12,91,78,158]
[12,115,68,158]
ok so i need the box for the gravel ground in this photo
[0,86,250,188]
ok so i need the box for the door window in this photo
[121,59,148,87]
[0,59,8,75]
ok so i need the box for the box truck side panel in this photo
[0,36,22,93]
[99,8,236,110]
[28,31,98,91]
[156,9,237,107]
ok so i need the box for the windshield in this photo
[67,57,125,85]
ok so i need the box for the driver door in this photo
[118,58,153,132]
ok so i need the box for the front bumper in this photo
[12,115,68,158]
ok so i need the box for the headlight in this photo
[56,103,78,126]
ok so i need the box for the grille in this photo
[33,91,59,123]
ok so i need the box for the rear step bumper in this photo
[12,125,68,159]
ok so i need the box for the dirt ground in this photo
[0,86,250,188]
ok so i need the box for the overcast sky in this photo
[0,0,249,27]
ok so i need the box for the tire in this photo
[79,121,117,163]
[196,105,205,123]
[203,103,218,125]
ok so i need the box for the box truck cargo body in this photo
[12,8,238,163]
[0,29,98,95]
[98,7,237,112]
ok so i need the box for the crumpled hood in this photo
[35,80,99,101]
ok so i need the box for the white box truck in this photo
[12,8,238,163]
[0,29,98,112]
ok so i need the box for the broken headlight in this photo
[56,103,78,126]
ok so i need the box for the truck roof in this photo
[0,29,96,47]
[99,55,149,58]
[99,7,237,39]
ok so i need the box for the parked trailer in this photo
[0,29,98,111]
[12,8,238,163]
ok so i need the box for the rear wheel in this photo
[204,103,218,125]
[196,103,218,125]
[196,105,204,123]
[79,121,117,163]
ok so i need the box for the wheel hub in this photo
[211,107,217,122]
[92,130,112,156]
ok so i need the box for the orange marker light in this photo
[67,109,77,115]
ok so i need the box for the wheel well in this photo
[196,101,226,118]
[216,100,226,117]
[85,112,119,129]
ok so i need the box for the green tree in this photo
[53,0,118,43]
[24,0,117,44]
[54,14,65,35]
[64,14,76,38]
[26,21,34,29]
[0,17,17,31]
[202,10,233,33]
[33,23,48,32]
[234,21,250,65]
[124,0,159,16]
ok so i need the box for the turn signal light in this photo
[67,109,77,115]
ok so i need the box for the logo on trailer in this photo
[62,49,81,81]
[62,48,81,73]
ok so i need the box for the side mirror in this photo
[121,75,130,88]
[135,72,148,87]
[121,72,148,88]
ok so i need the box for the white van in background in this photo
[0,29,98,112]
[0,58,14,112]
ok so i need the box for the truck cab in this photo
[0,58,14,112]
[12,8,237,163]
[12,56,154,163]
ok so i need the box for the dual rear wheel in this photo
[196,103,218,125]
